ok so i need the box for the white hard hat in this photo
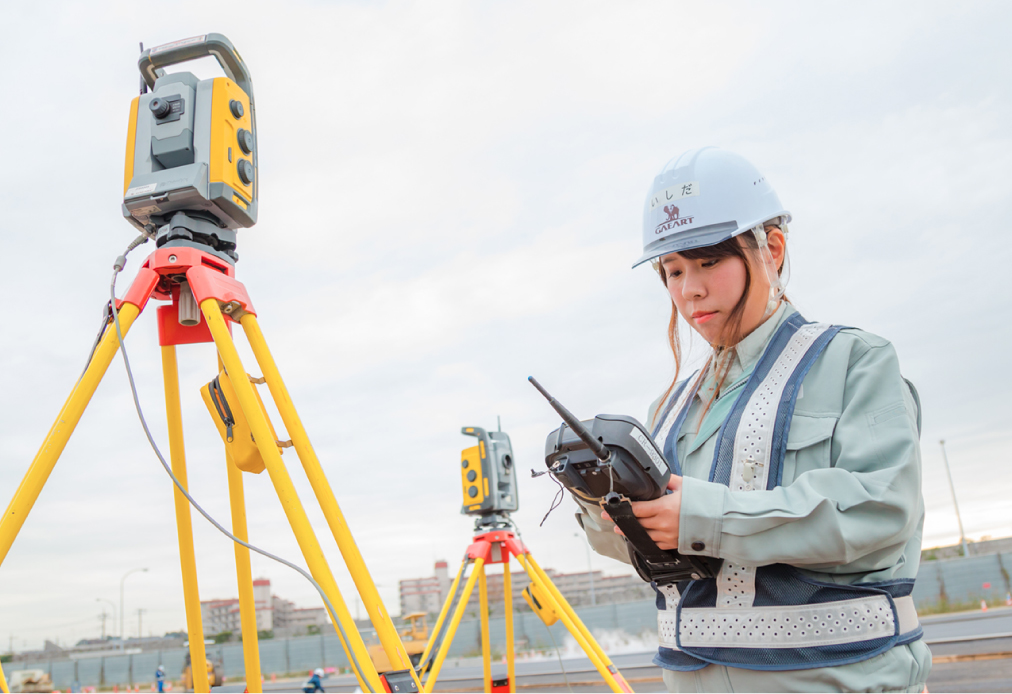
[633,146,791,268]
[314,668,324,677]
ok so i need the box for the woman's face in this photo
[660,230,784,345]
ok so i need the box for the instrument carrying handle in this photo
[139,33,254,101]
[461,426,492,460]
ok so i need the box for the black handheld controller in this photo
[529,377,722,585]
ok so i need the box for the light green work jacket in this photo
[576,303,932,693]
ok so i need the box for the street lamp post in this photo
[120,568,148,641]
[939,440,970,558]
[575,533,596,605]
[96,598,117,640]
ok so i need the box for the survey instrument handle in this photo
[139,33,254,99]
[528,377,610,462]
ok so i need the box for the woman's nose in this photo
[681,270,706,299]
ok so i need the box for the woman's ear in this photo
[765,227,787,273]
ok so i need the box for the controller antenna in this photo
[528,377,610,462]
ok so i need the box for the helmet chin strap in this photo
[752,225,787,319]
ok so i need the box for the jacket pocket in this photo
[783,414,838,484]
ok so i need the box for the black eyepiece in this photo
[149,98,172,118]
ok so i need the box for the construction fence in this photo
[6,552,1010,690]
[1,599,658,690]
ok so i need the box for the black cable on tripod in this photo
[106,236,376,693]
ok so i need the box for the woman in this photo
[576,147,931,692]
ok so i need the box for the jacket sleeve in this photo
[677,336,923,570]
[574,495,632,564]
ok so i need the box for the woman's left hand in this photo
[601,475,682,550]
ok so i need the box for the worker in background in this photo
[576,147,930,692]
[155,665,165,693]
[303,667,325,693]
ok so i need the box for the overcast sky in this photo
[1,0,1010,651]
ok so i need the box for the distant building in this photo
[399,560,451,615]
[398,561,654,616]
[200,578,329,638]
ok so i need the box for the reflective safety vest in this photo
[650,313,923,672]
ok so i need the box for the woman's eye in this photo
[701,258,720,268]
[666,270,682,279]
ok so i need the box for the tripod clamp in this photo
[473,512,513,532]
[601,492,722,585]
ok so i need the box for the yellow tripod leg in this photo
[418,558,467,672]
[479,562,491,693]
[240,314,420,686]
[161,345,210,694]
[517,554,632,693]
[1,377,80,524]
[0,304,139,569]
[503,554,515,692]
[0,657,9,694]
[424,558,484,694]
[225,451,263,692]
[202,302,381,693]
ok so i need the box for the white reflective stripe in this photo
[654,372,701,452]
[716,562,757,608]
[714,323,832,610]
[894,595,919,634]
[730,322,832,494]
[657,584,683,650]
[660,583,681,610]
[657,595,920,650]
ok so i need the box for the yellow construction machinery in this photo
[369,612,429,673]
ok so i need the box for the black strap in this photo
[209,376,235,442]
[603,493,672,564]
[602,492,721,585]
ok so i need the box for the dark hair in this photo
[653,230,787,426]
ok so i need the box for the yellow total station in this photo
[123,34,259,248]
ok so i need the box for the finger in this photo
[636,515,670,531]
[667,474,682,491]
[629,498,666,518]
[646,529,676,549]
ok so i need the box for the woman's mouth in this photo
[692,310,718,324]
